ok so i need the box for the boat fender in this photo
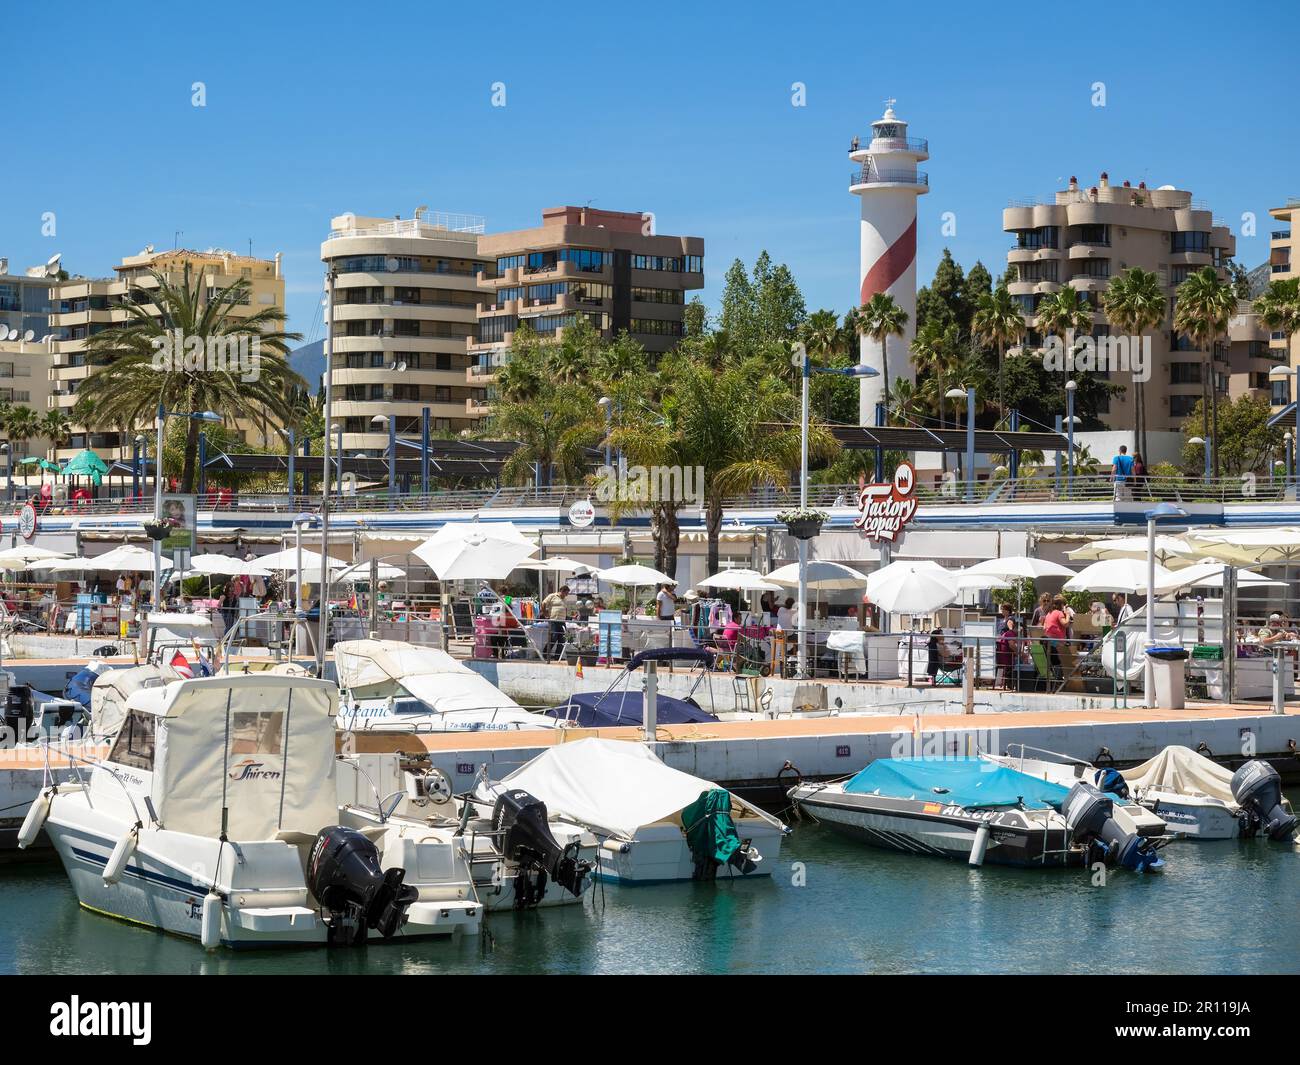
[102,825,140,885]
[200,890,223,950]
[16,789,52,849]
[968,822,991,867]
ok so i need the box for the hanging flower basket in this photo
[778,508,827,540]
[142,520,170,541]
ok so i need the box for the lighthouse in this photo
[850,101,928,424]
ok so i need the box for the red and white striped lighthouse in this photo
[850,101,929,424]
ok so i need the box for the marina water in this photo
[4,811,1297,975]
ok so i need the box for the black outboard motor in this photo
[1064,782,1164,872]
[1231,761,1297,842]
[492,788,591,908]
[307,827,419,945]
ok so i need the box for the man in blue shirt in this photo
[1112,444,1135,500]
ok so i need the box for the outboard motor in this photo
[1064,782,1164,872]
[492,788,591,908]
[1231,761,1297,842]
[307,827,418,945]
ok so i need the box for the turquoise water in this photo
[3,818,1298,975]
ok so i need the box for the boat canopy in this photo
[89,663,175,740]
[123,675,339,842]
[335,639,524,711]
[542,690,714,728]
[1121,745,1235,804]
[496,737,780,839]
[844,757,1072,810]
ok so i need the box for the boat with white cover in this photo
[334,639,556,732]
[476,737,787,884]
[24,673,484,948]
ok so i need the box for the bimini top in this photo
[542,690,715,728]
[844,757,1072,811]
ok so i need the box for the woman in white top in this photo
[656,584,677,621]
[776,596,795,630]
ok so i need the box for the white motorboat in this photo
[789,757,1167,872]
[334,639,556,732]
[23,673,484,948]
[477,737,787,884]
[980,747,1169,840]
[1123,746,1297,841]
[337,752,596,911]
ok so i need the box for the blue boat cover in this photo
[542,690,716,728]
[843,757,1072,810]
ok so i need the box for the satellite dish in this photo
[6,328,16,341]
[385,257,399,272]
[144,244,155,254]
[45,253,61,277]
[22,330,34,342]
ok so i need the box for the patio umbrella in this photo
[1153,562,1285,594]
[335,560,406,582]
[1067,535,1200,569]
[697,568,783,592]
[413,521,537,580]
[91,545,157,571]
[61,449,109,486]
[953,569,1011,592]
[1186,528,1300,566]
[30,556,101,574]
[514,557,594,574]
[0,545,70,570]
[964,556,1076,580]
[189,553,273,578]
[256,547,348,575]
[766,560,866,590]
[1063,558,1175,594]
[865,561,960,615]
[596,564,676,586]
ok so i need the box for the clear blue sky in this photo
[4,1,1296,345]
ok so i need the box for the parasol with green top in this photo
[60,449,109,486]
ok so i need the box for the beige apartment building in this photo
[47,247,287,461]
[472,206,704,408]
[321,210,488,454]
[1003,174,1236,434]
[1266,199,1297,399]
[0,259,57,461]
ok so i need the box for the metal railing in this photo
[850,168,928,188]
[850,135,928,154]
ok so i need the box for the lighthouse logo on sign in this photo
[854,462,918,542]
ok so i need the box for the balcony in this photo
[849,135,928,157]
[849,168,928,190]
[1272,230,1292,241]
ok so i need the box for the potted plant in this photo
[142,520,170,541]
[778,507,827,540]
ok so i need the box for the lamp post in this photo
[1187,436,1210,483]
[1288,433,1295,489]
[293,511,315,658]
[152,406,221,611]
[318,267,337,677]
[1143,501,1187,706]
[133,434,145,501]
[796,342,877,676]
[597,396,613,469]
[944,386,977,502]
[371,414,396,508]
[1064,379,1078,498]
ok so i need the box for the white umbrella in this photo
[596,564,676,586]
[965,555,1076,580]
[1154,562,1285,594]
[697,568,783,592]
[767,560,866,590]
[31,556,100,574]
[413,521,537,581]
[0,545,70,570]
[257,547,348,575]
[515,557,593,574]
[335,561,406,582]
[1068,535,1200,569]
[953,569,1011,592]
[90,545,157,571]
[1063,558,1175,594]
[189,553,272,577]
[1186,528,1300,565]
[865,562,959,615]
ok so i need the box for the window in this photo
[1074,259,1110,279]
[630,317,683,337]
[1171,232,1210,254]
[632,253,703,273]
[1170,395,1199,417]
[1169,362,1202,385]
[477,315,516,343]
[108,710,157,772]
[1074,224,1110,246]
[1015,227,1059,250]
[229,711,285,756]
[632,286,685,304]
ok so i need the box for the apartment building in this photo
[321,210,488,454]
[47,247,286,460]
[0,259,59,461]
[472,206,704,403]
[1003,174,1236,433]
[1264,199,1298,403]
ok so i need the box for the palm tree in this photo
[971,286,1026,423]
[858,292,908,419]
[1035,284,1094,405]
[39,409,72,458]
[1103,267,1165,457]
[910,319,962,430]
[1256,278,1300,365]
[73,269,302,492]
[3,405,41,458]
[495,387,600,490]
[1174,267,1236,478]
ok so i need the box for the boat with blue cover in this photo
[789,757,1166,871]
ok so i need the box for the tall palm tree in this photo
[1255,278,1300,366]
[910,319,962,430]
[495,386,600,490]
[1174,267,1236,478]
[39,409,72,457]
[1103,267,1165,457]
[1035,284,1094,406]
[971,286,1026,423]
[4,405,42,458]
[73,269,302,492]
[858,292,908,420]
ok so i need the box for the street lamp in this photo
[1064,379,1078,497]
[1270,364,1300,485]
[1143,501,1186,706]
[0,443,9,504]
[371,414,396,507]
[944,387,977,501]
[796,342,877,677]
[1288,433,1295,489]
[151,406,220,610]
[1187,436,1210,482]
[597,396,613,469]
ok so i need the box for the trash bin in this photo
[1146,646,1189,709]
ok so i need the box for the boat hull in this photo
[596,822,785,884]
[793,787,1080,868]
[1137,794,1240,840]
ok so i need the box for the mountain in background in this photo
[290,340,325,394]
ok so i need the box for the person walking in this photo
[541,584,570,661]
[1111,444,1135,501]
